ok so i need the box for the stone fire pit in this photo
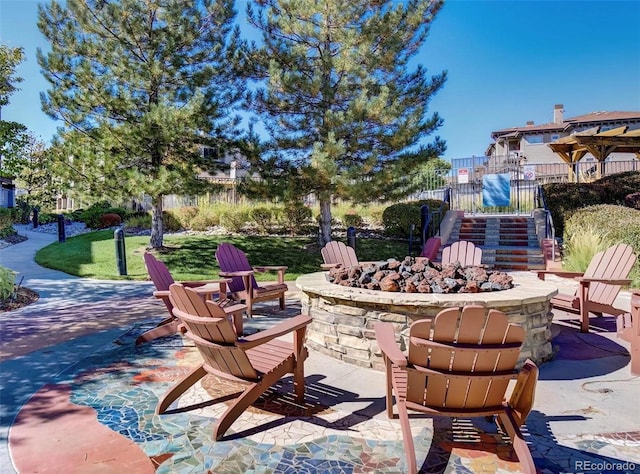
[296,269,559,371]
[326,257,514,293]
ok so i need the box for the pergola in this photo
[548,126,640,182]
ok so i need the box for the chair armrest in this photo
[253,266,287,284]
[181,279,229,288]
[577,277,632,286]
[254,265,288,272]
[374,323,407,368]
[153,289,170,300]
[238,314,312,349]
[321,263,340,270]
[536,270,584,281]
[219,270,254,278]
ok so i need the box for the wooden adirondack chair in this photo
[420,237,441,261]
[375,306,538,474]
[215,242,288,317]
[441,240,483,266]
[320,241,359,269]
[537,243,636,333]
[617,289,640,375]
[139,252,239,344]
[157,283,312,440]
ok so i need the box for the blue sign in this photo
[482,174,511,207]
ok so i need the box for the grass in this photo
[35,230,411,281]
[562,226,610,272]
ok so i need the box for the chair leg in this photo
[396,400,418,474]
[213,379,270,440]
[279,293,285,310]
[135,318,180,345]
[498,409,536,474]
[156,365,207,414]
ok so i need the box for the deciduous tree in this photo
[0,44,30,179]
[244,0,447,244]
[38,0,246,247]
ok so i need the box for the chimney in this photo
[553,104,564,124]
[526,121,534,126]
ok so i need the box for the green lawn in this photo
[35,230,411,281]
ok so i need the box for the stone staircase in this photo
[444,215,547,271]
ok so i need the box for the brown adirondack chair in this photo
[375,306,538,474]
[617,289,640,375]
[441,240,483,266]
[215,242,288,317]
[157,283,312,440]
[321,241,359,269]
[537,243,636,333]
[139,252,239,344]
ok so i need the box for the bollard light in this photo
[114,227,127,276]
[347,226,356,252]
[57,214,65,242]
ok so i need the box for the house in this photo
[0,177,15,208]
[485,105,640,178]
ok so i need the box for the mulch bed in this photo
[0,287,40,312]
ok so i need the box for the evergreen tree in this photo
[38,0,246,248]
[244,0,447,244]
[0,44,30,179]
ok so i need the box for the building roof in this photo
[491,110,640,140]
[565,111,640,123]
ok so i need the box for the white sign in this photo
[458,168,469,184]
[523,165,536,181]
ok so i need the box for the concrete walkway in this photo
[1,226,639,473]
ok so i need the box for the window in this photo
[526,135,543,144]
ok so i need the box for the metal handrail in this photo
[536,184,556,261]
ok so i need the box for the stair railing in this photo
[535,184,556,261]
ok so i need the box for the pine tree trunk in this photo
[318,198,332,247]
[149,196,164,249]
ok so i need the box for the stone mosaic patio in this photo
[8,317,636,474]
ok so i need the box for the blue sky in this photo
[1,0,639,160]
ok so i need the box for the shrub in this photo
[98,213,122,228]
[0,225,16,239]
[543,171,640,237]
[249,206,273,234]
[382,200,446,238]
[562,226,610,272]
[220,208,249,233]
[0,208,12,229]
[13,199,32,224]
[284,201,312,235]
[125,213,151,230]
[172,206,200,229]
[624,192,640,210]
[342,210,364,229]
[0,265,16,300]
[80,201,113,228]
[190,207,220,231]
[564,204,640,286]
[38,212,59,224]
[162,211,183,232]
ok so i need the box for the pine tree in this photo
[244,0,447,244]
[38,0,246,248]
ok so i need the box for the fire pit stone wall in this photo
[296,270,559,371]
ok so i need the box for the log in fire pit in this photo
[326,256,513,293]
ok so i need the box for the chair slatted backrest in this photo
[169,283,258,380]
[321,241,359,268]
[584,244,636,306]
[216,243,259,294]
[406,306,524,411]
[144,252,175,312]
[441,241,482,266]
